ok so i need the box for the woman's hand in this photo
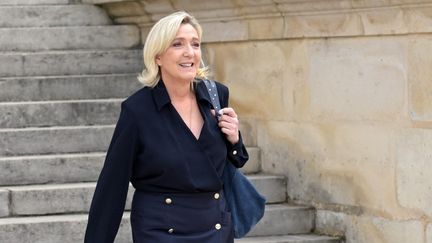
[215,107,239,145]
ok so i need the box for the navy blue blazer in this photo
[84,80,249,242]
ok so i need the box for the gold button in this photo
[215,223,221,230]
[214,193,220,199]
[232,150,237,155]
[168,228,174,233]
[165,198,172,204]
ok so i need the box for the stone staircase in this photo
[0,1,340,242]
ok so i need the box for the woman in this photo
[84,11,249,243]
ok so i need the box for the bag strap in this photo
[203,79,222,117]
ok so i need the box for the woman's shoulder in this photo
[197,79,229,107]
[214,80,228,93]
[199,79,229,95]
[121,85,153,112]
[211,80,229,100]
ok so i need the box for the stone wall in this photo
[83,0,432,242]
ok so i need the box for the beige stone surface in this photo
[284,12,363,38]
[239,118,258,147]
[248,17,284,40]
[257,121,413,216]
[307,37,406,122]
[397,128,432,216]
[427,223,432,243]
[360,9,408,35]
[205,41,297,120]
[316,210,425,243]
[201,20,249,42]
[407,36,432,122]
[406,6,432,33]
[103,2,147,18]
[207,37,407,123]
[96,0,432,44]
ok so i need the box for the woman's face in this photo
[156,23,201,84]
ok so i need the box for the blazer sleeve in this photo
[216,82,249,168]
[84,103,139,243]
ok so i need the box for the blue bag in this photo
[203,79,266,238]
[222,161,266,238]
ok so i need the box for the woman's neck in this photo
[163,78,194,100]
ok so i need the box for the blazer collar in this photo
[151,81,170,111]
[195,80,213,106]
[151,79,212,111]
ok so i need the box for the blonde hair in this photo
[138,11,208,87]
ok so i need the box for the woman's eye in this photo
[172,42,182,47]
[192,43,200,48]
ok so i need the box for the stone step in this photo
[0,123,256,156]
[0,96,259,130]
[0,189,7,217]
[0,5,111,27]
[248,174,286,204]
[1,174,284,216]
[0,25,140,51]
[0,153,105,186]
[0,99,123,128]
[0,204,312,242]
[235,235,340,243]
[0,213,131,243]
[0,0,75,5]
[0,147,261,186]
[0,100,260,137]
[0,125,113,156]
[0,49,142,77]
[248,204,315,237]
[0,74,141,102]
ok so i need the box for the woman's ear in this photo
[155,56,161,66]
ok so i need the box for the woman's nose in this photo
[183,44,194,57]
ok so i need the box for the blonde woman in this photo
[84,11,248,243]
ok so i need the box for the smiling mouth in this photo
[179,63,193,67]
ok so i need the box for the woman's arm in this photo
[84,103,139,243]
[216,83,249,168]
